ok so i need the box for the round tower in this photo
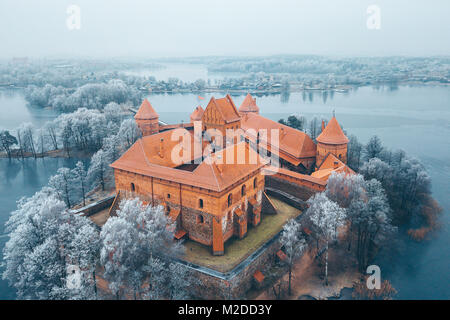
[134,99,159,136]
[315,116,349,168]
[238,93,260,116]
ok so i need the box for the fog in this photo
[0,0,449,58]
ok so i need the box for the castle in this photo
[110,94,352,255]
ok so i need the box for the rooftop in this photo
[241,113,317,163]
[134,98,159,120]
[316,116,349,145]
[203,94,241,124]
[239,93,260,114]
[311,153,355,180]
[110,131,267,193]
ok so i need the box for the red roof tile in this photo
[241,113,316,160]
[203,95,241,124]
[134,99,159,120]
[239,93,260,114]
[316,117,348,145]
[110,132,266,195]
[190,106,204,122]
[311,153,355,181]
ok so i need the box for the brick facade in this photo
[114,168,265,255]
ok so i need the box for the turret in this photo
[134,99,159,136]
[238,93,260,116]
[315,116,348,168]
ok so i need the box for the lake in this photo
[0,85,449,299]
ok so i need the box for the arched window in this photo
[241,184,246,196]
[227,194,232,207]
[197,215,204,224]
[130,183,135,192]
[199,198,204,208]
[253,178,257,189]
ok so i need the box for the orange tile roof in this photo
[239,93,260,113]
[316,116,348,145]
[110,133,266,194]
[311,153,355,181]
[241,113,316,160]
[134,99,159,120]
[190,106,204,122]
[204,94,241,124]
[253,270,265,283]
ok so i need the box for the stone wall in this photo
[69,196,115,217]
[183,231,282,299]
[265,175,321,201]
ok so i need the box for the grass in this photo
[182,196,301,273]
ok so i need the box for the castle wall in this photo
[113,168,265,254]
[185,231,281,299]
[265,175,324,201]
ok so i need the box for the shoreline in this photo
[0,149,94,160]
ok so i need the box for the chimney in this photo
[159,138,164,158]
[321,120,325,131]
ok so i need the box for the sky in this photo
[0,0,449,58]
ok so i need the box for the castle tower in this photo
[134,99,159,136]
[315,116,349,168]
[190,105,204,123]
[238,93,260,116]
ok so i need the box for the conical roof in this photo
[239,93,259,113]
[190,106,204,122]
[316,116,349,144]
[134,99,158,120]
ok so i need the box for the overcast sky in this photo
[0,0,449,58]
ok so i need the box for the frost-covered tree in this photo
[165,263,193,300]
[49,167,73,207]
[87,149,112,191]
[104,102,123,125]
[44,120,59,150]
[0,130,18,159]
[16,122,36,158]
[326,172,395,271]
[69,222,101,299]
[279,219,306,295]
[306,192,346,285]
[118,118,141,148]
[2,187,99,299]
[365,135,383,160]
[347,134,363,171]
[102,134,121,163]
[100,198,182,299]
[72,161,88,206]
